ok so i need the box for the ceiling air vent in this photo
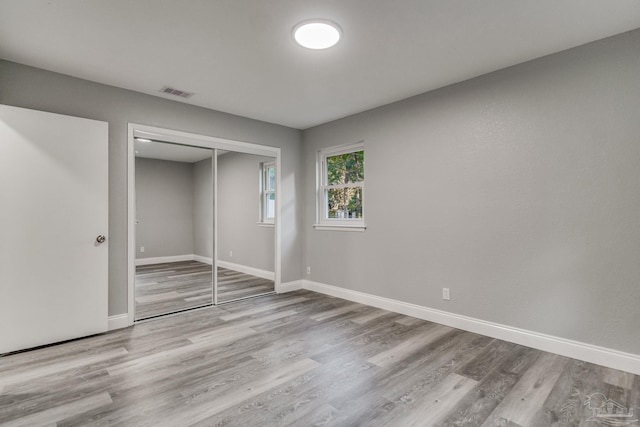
[160,86,195,99]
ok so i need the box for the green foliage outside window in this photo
[325,150,364,219]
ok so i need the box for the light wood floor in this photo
[135,261,212,320]
[1,291,638,426]
[217,267,275,303]
[135,261,275,319]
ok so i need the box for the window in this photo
[259,161,276,224]
[316,142,365,230]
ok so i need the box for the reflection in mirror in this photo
[134,139,213,320]
[217,151,276,303]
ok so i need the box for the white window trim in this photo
[259,161,275,224]
[314,141,366,231]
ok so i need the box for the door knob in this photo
[96,235,106,244]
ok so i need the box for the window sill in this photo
[313,223,366,232]
[257,222,275,228]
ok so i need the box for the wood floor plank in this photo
[0,348,128,392]
[349,307,392,324]
[188,309,298,344]
[456,339,517,381]
[156,358,320,426]
[395,316,425,326]
[223,358,367,427]
[526,359,627,427]
[1,392,112,427]
[310,319,418,367]
[362,334,493,426]
[1,290,638,427]
[367,323,454,368]
[135,290,180,303]
[217,285,270,298]
[481,353,568,427]
[166,271,211,279]
[219,296,308,321]
[434,345,540,427]
[397,372,478,426]
[105,329,256,377]
[253,312,402,368]
[183,293,214,302]
[603,367,636,390]
[321,329,471,421]
[309,303,364,321]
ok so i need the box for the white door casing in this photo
[0,105,108,354]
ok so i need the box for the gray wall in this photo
[302,29,640,355]
[4,28,639,356]
[135,158,195,259]
[193,157,213,259]
[0,59,303,316]
[217,152,275,272]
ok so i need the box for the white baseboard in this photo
[277,280,304,293]
[194,255,213,265]
[135,254,195,266]
[302,280,640,376]
[217,260,274,281]
[108,314,130,331]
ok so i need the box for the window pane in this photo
[265,192,275,219]
[326,186,363,219]
[267,166,275,191]
[326,150,364,185]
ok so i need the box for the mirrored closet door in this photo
[134,140,214,320]
[215,151,276,303]
[133,136,278,320]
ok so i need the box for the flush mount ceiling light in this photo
[293,19,342,50]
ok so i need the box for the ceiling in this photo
[1,1,640,130]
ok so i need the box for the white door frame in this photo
[127,123,282,326]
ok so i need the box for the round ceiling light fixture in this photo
[293,19,342,50]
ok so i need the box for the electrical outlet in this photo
[229,250,233,257]
[442,288,450,301]
[306,266,311,275]
[140,246,145,253]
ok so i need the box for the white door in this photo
[0,105,109,354]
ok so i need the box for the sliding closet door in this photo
[216,151,276,303]
[0,105,108,353]
[133,141,214,320]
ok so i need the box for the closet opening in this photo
[127,124,281,324]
